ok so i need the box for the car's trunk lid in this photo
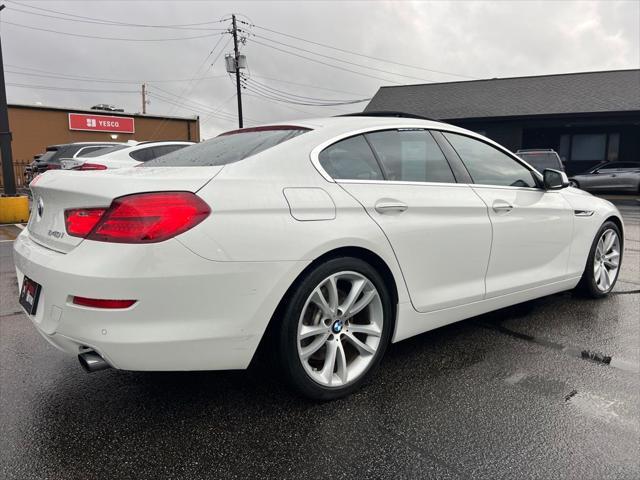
[27,166,222,253]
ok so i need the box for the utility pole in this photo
[0,4,17,196]
[231,14,243,128]
[141,83,147,114]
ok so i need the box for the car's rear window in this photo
[143,126,310,167]
[82,145,130,158]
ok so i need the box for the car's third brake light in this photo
[74,163,107,171]
[64,192,210,243]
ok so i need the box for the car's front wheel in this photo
[577,221,622,298]
[278,257,393,400]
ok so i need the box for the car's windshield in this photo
[518,152,562,171]
[144,127,310,167]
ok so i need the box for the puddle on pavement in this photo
[478,321,640,374]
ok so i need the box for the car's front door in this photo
[318,130,492,313]
[442,132,574,298]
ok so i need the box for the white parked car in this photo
[60,141,193,170]
[15,115,624,400]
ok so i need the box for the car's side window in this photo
[318,135,384,180]
[365,130,456,183]
[443,132,537,188]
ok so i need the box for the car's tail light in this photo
[65,208,107,237]
[74,163,107,171]
[72,296,136,309]
[64,192,210,243]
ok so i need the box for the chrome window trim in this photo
[309,123,542,188]
[334,179,469,188]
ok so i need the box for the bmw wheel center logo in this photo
[331,319,344,334]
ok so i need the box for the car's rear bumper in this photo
[13,230,306,371]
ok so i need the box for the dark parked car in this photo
[569,162,640,193]
[25,142,121,184]
[516,149,565,173]
[90,104,125,112]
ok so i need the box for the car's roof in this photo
[263,115,449,130]
[47,141,122,149]
[226,115,489,148]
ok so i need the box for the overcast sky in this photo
[2,0,639,138]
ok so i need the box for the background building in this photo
[1,104,200,189]
[365,69,640,175]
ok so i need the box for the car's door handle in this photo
[374,200,408,214]
[492,201,513,213]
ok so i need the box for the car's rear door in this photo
[319,129,492,313]
[441,132,574,298]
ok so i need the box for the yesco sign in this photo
[68,113,135,133]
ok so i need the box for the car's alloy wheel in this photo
[278,257,392,400]
[297,271,384,387]
[593,228,621,292]
[578,220,622,298]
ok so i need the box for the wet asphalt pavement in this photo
[1,199,639,479]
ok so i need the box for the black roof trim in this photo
[336,111,441,121]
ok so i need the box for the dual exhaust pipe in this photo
[78,350,111,373]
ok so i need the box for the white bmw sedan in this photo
[14,115,624,400]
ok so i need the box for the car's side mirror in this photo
[543,169,570,190]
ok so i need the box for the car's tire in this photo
[570,179,580,189]
[576,220,623,298]
[277,256,393,401]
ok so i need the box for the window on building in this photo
[607,133,620,162]
[559,133,620,162]
[571,134,607,161]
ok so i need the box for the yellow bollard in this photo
[0,195,30,224]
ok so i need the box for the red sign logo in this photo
[68,113,135,133]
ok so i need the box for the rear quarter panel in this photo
[177,141,411,305]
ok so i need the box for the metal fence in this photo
[0,163,30,191]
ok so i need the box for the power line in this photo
[148,92,238,120]
[249,39,405,85]
[2,20,225,42]
[249,73,369,97]
[5,4,226,31]
[6,1,229,29]
[247,32,436,83]
[5,67,228,85]
[242,80,368,107]
[243,75,370,104]
[243,21,477,80]
[6,82,139,94]
[149,84,262,123]
[200,93,239,126]
[244,92,338,117]
[148,34,230,138]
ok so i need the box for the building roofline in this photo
[441,109,640,123]
[8,102,199,122]
[377,68,640,89]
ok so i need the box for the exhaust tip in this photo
[78,351,111,373]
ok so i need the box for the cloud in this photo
[2,0,638,138]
